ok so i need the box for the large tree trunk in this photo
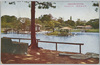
[29,1,38,49]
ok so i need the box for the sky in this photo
[1,1,99,21]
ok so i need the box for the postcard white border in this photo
[0,0,100,65]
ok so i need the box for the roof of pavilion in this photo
[60,27,72,30]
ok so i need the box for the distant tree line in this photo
[86,19,99,29]
[1,15,99,32]
[1,15,31,31]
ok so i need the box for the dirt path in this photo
[1,48,99,64]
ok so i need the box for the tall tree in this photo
[76,19,85,26]
[39,14,53,23]
[30,1,56,49]
[57,17,64,23]
[4,1,56,49]
[66,20,75,27]
[86,19,99,29]
[1,15,18,29]
[45,20,60,32]
[30,2,37,49]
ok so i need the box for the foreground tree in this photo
[30,2,56,49]
[4,1,56,49]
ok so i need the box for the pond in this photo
[1,32,99,54]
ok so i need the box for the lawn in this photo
[71,29,99,32]
[85,29,99,32]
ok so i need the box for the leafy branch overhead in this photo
[5,1,56,9]
[36,2,56,9]
[4,1,56,48]
[93,3,99,6]
[92,2,99,12]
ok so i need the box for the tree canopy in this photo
[39,14,53,22]
[4,1,56,9]
[86,19,99,29]
[92,2,99,12]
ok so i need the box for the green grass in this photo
[46,31,72,36]
[71,29,99,32]
[46,31,59,36]
[85,29,99,32]
[1,31,4,33]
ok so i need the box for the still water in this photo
[1,32,99,54]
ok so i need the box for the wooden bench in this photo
[1,37,28,54]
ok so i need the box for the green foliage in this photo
[1,15,18,29]
[92,21,99,29]
[1,15,17,23]
[45,20,61,32]
[57,17,64,23]
[1,31,4,33]
[4,1,56,9]
[46,31,60,36]
[36,2,56,9]
[76,21,85,26]
[35,18,42,24]
[39,14,53,22]
[1,14,99,33]
[58,29,72,36]
[65,20,75,27]
[21,18,31,31]
[93,3,99,6]
[71,29,99,32]
[92,2,99,12]
[86,19,99,29]
[45,21,55,31]
[1,15,31,31]
[58,32,69,36]
[47,30,71,36]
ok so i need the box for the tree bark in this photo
[29,1,38,49]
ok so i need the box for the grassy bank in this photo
[1,31,4,33]
[46,31,59,36]
[85,29,99,32]
[71,29,99,32]
[46,31,72,36]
